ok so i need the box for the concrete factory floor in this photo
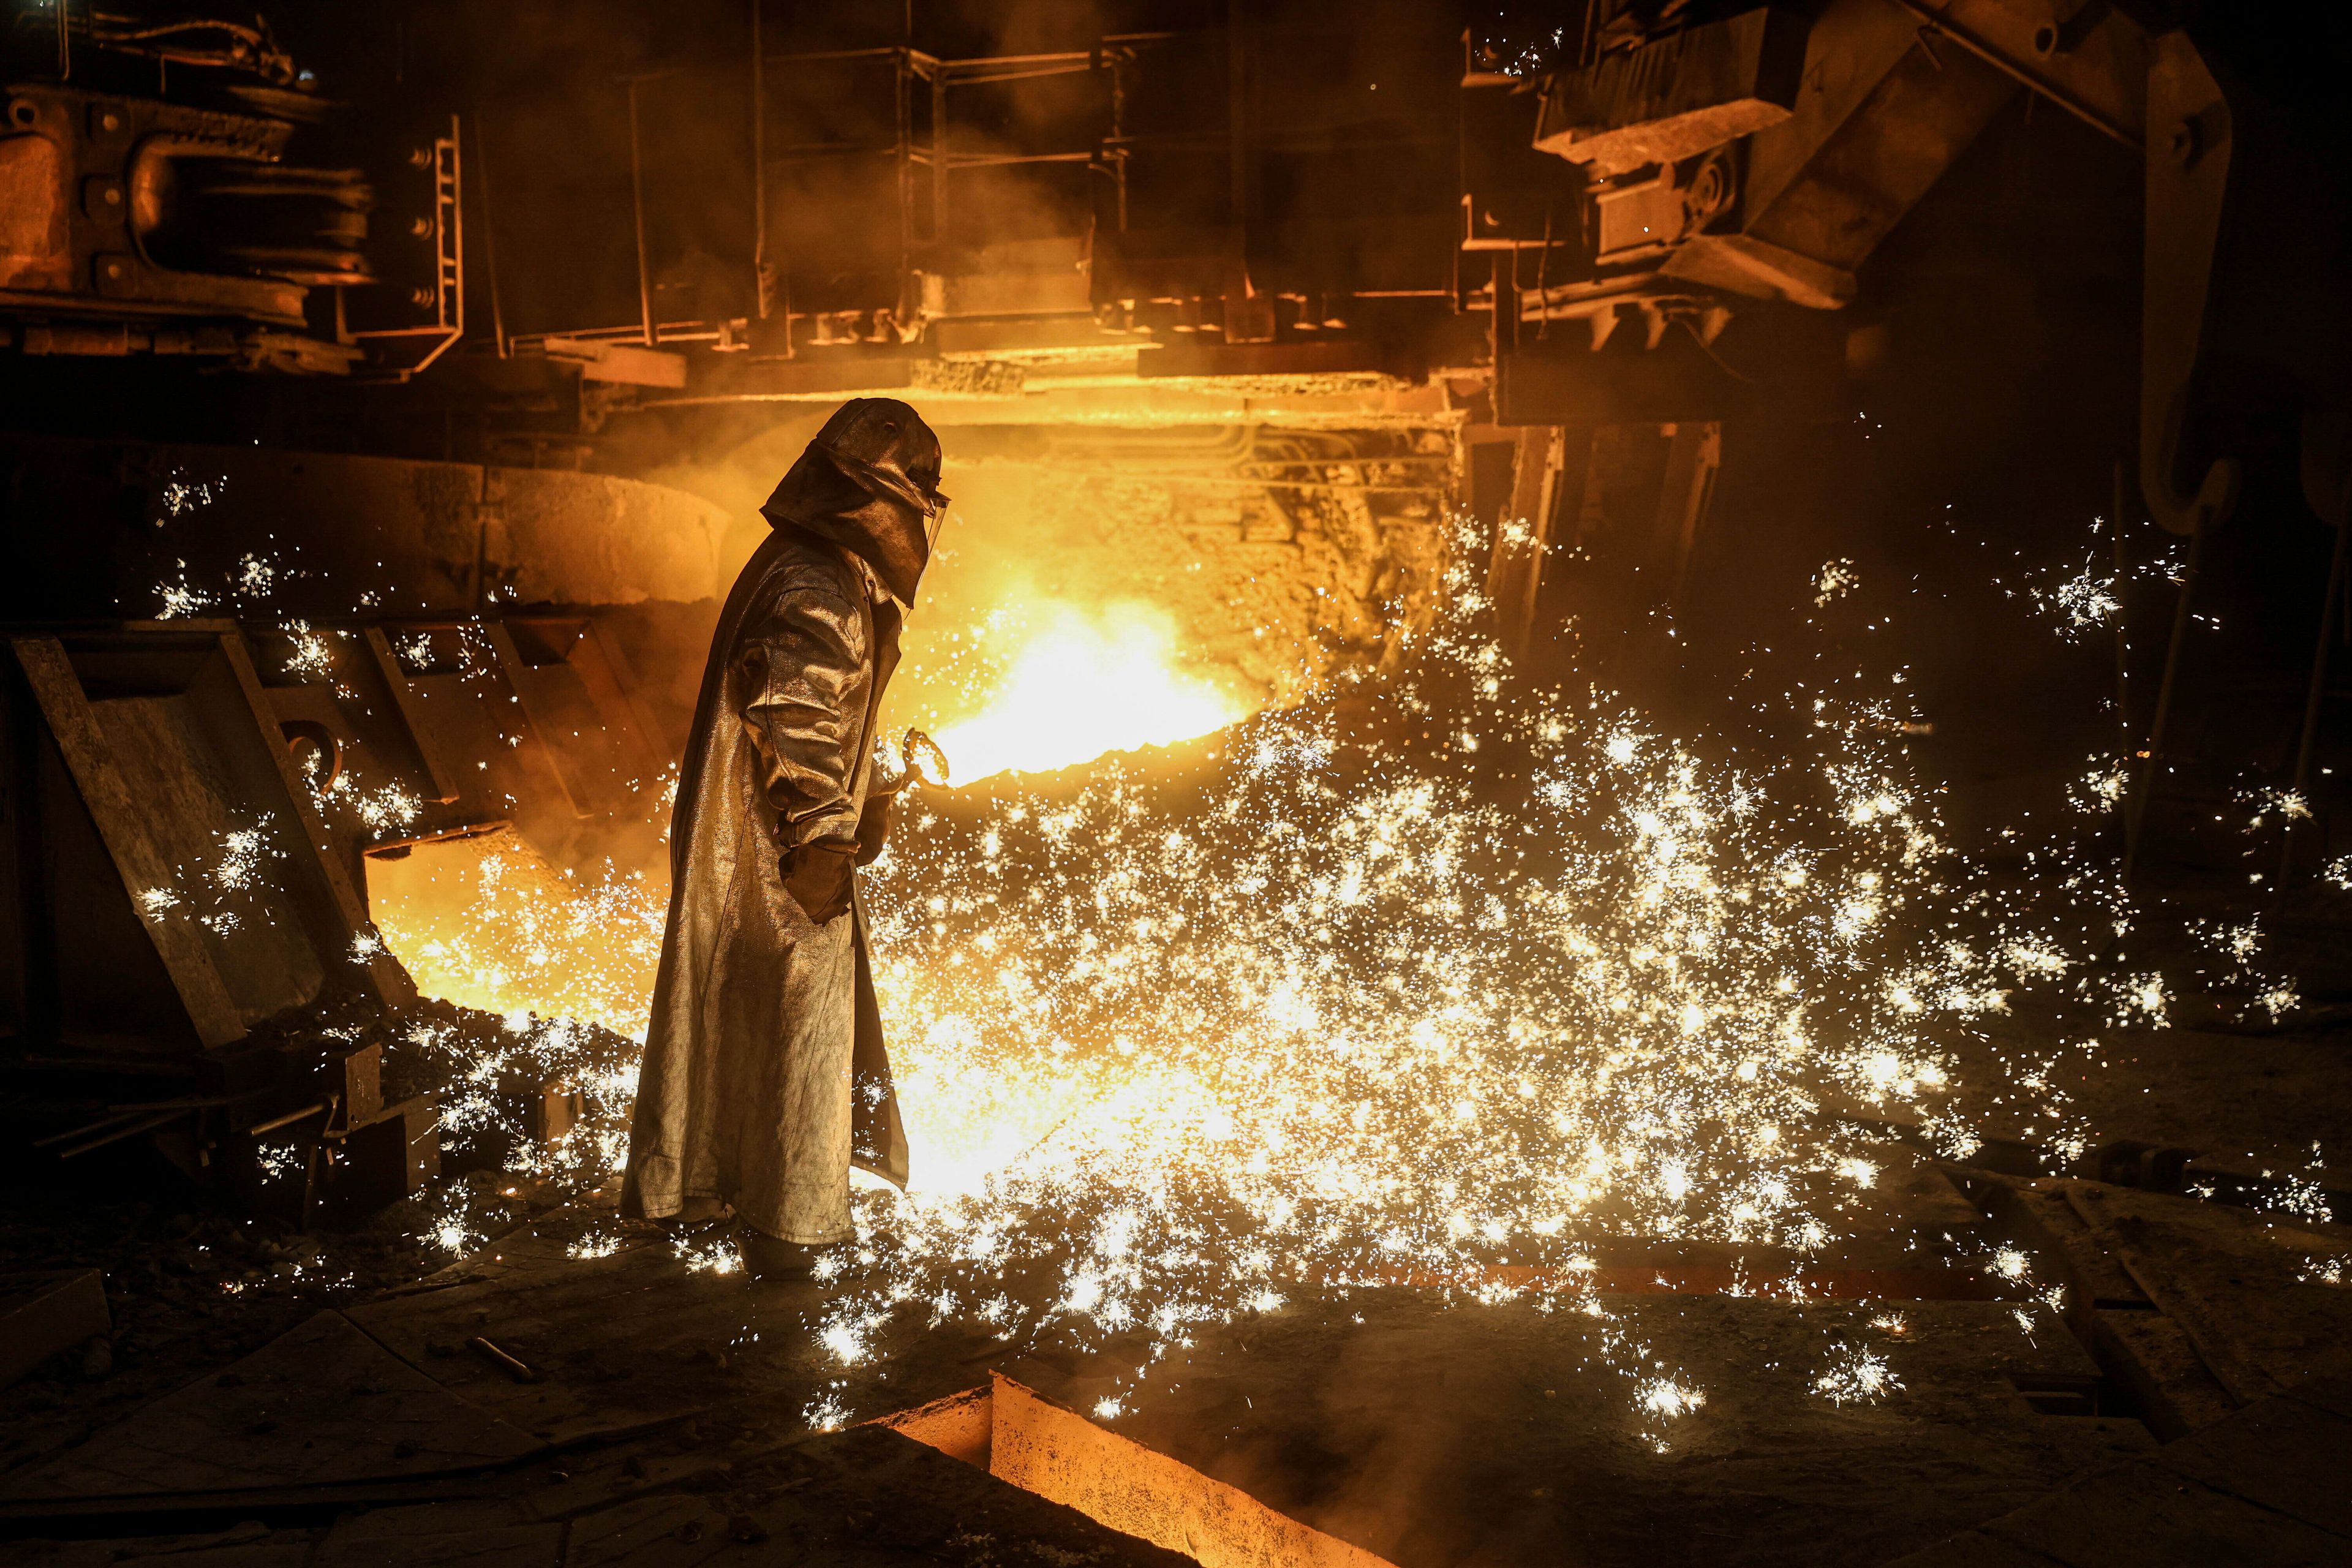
[6,1102,2351,1564]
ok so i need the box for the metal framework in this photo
[499,11,1455,356]
[752,40,1152,304]
[350,116,465,378]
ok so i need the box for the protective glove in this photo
[854,792,892,867]
[780,839,857,924]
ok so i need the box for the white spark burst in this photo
[282,619,334,680]
[1638,1377,1706,1419]
[1813,1344,1901,1405]
[1814,559,1860,607]
[155,562,213,619]
[213,823,275,891]
[235,554,277,601]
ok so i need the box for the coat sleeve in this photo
[737,582,870,849]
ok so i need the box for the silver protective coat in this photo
[622,401,937,1242]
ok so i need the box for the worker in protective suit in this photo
[621,398,945,1280]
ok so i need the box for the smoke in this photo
[622,404,835,583]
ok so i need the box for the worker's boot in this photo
[737,1226,824,1282]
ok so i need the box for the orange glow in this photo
[929,599,1249,782]
[365,833,666,1041]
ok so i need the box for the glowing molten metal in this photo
[930,600,1248,782]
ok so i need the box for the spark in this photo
[159,470,225,518]
[213,823,275,891]
[1814,559,1859,607]
[371,832,669,1041]
[235,554,277,601]
[675,1235,742,1275]
[345,782,423,835]
[155,562,213,619]
[2025,564,2120,636]
[1813,1344,1901,1404]
[361,508,2248,1445]
[282,619,334,680]
[1638,1377,1706,1419]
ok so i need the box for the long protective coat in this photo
[622,401,941,1244]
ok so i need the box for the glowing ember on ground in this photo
[928,599,1250,782]
[1812,1343,1902,1404]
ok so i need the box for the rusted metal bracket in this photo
[11,635,247,1047]
[361,628,465,805]
[1875,0,2143,149]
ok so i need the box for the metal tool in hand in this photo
[843,728,948,885]
[873,726,950,798]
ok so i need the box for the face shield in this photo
[916,473,949,549]
[903,448,949,537]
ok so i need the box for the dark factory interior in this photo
[2,1,2350,1563]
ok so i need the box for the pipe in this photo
[628,78,655,347]
[932,61,949,242]
[55,1108,192,1160]
[1876,0,2141,149]
[2123,505,2211,880]
[34,1094,232,1149]
[248,1099,332,1137]
[751,0,766,317]
[34,1107,151,1149]
[470,1336,541,1383]
[473,108,509,358]
[2280,478,2352,873]
[894,48,911,306]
